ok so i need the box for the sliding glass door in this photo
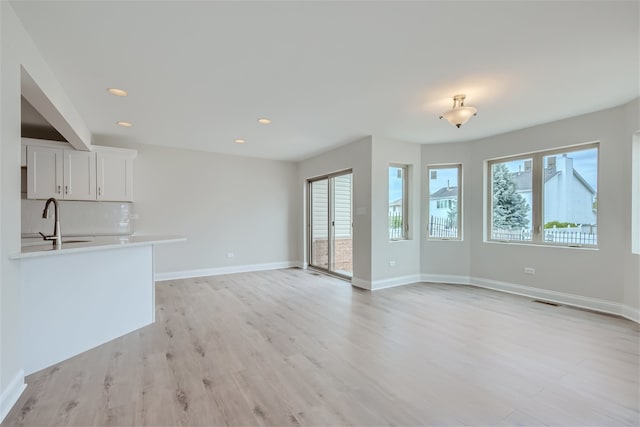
[310,179,329,270]
[308,170,352,278]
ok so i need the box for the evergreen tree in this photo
[447,199,457,227]
[492,163,530,229]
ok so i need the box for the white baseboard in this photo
[420,274,639,324]
[351,275,422,291]
[351,277,371,290]
[622,305,640,323]
[155,261,300,281]
[470,276,624,317]
[370,274,422,291]
[0,369,26,423]
[155,263,639,324]
[421,273,471,285]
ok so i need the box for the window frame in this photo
[426,163,462,241]
[389,163,409,241]
[486,142,599,248]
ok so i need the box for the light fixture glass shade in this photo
[440,94,477,128]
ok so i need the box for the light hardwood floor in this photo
[3,268,639,426]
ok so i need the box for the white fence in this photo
[492,226,597,245]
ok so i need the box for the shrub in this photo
[544,221,578,229]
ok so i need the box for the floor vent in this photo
[533,300,560,307]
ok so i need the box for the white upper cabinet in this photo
[24,139,136,202]
[26,146,63,199]
[27,145,96,200]
[64,150,97,200]
[96,150,134,202]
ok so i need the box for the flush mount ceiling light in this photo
[257,118,272,125]
[234,138,246,144]
[439,94,477,128]
[107,88,128,97]
[117,121,133,127]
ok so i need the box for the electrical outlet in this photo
[524,267,535,275]
[389,260,397,267]
[227,252,234,258]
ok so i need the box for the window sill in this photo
[426,238,463,242]
[484,240,599,251]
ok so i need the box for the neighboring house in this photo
[389,198,403,217]
[512,155,596,227]
[428,186,458,219]
[428,154,596,229]
[312,175,352,240]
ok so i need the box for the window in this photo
[389,164,408,240]
[488,143,598,247]
[427,164,461,240]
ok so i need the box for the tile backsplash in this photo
[22,199,134,237]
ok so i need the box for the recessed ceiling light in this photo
[234,139,246,144]
[257,118,271,125]
[117,121,133,127]
[107,88,128,97]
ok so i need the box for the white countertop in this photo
[10,235,186,259]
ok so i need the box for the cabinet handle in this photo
[98,187,101,196]
[65,185,68,195]
[57,185,61,194]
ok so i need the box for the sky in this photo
[389,167,403,202]
[389,166,459,202]
[428,167,459,196]
[500,147,598,191]
[389,147,597,203]
[566,148,598,190]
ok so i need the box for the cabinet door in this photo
[63,150,96,200]
[26,146,63,199]
[97,152,134,202]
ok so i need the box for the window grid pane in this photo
[542,148,597,246]
[488,143,598,247]
[491,159,532,241]
[389,165,407,240]
[428,165,461,240]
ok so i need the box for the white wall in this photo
[370,137,422,288]
[422,99,639,319]
[421,141,473,282]
[623,103,640,318]
[94,140,300,278]
[299,136,422,289]
[1,2,93,420]
[0,4,24,420]
[298,136,373,284]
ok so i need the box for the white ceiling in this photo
[10,1,639,161]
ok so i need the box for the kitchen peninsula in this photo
[11,235,185,375]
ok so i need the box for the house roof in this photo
[573,170,596,194]
[430,186,458,199]
[510,169,595,194]
[510,169,559,191]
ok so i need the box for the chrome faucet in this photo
[40,197,62,246]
